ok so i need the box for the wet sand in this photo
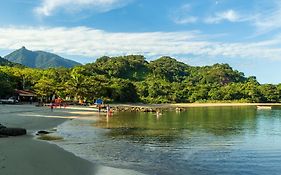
[0,104,145,175]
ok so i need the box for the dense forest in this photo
[1,55,281,103]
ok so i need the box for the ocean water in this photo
[53,107,281,175]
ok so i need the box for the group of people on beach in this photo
[97,104,112,114]
[48,97,113,115]
[50,98,69,111]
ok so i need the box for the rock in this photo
[37,130,50,134]
[176,107,183,111]
[0,128,26,136]
[0,124,6,129]
[36,130,51,135]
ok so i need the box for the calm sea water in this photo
[55,106,281,175]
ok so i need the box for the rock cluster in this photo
[111,106,158,112]
[111,106,186,112]
[0,124,27,137]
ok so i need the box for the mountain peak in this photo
[4,47,81,69]
[19,46,29,51]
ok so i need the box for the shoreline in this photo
[108,103,281,112]
[0,105,145,175]
[1,103,280,175]
[111,102,281,107]
[0,105,95,175]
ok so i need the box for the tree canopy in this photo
[1,55,281,103]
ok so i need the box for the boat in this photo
[257,106,272,110]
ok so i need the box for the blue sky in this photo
[1,0,281,84]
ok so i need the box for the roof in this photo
[15,90,37,97]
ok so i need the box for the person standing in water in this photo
[156,109,162,118]
[98,105,101,112]
[106,104,110,114]
[50,103,54,112]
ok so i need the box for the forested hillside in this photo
[0,55,280,103]
[0,56,23,67]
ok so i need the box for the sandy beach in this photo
[0,104,145,175]
[1,103,280,175]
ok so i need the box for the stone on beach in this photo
[0,123,7,129]
[0,124,27,136]
[36,130,51,135]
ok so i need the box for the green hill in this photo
[0,56,23,67]
[81,55,256,103]
[4,47,81,68]
[2,54,276,104]
[84,55,246,84]
[85,55,149,81]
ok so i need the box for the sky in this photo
[1,0,281,84]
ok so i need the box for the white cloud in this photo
[200,2,281,36]
[1,26,281,61]
[205,10,241,24]
[35,0,131,16]
[174,16,198,24]
[252,2,281,35]
[172,4,198,24]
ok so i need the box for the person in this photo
[50,103,54,112]
[98,105,101,112]
[29,97,33,104]
[106,104,110,113]
[156,109,162,117]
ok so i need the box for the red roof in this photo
[15,90,36,97]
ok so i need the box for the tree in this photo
[110,78,138,102]
[148,56,188,82]
[260,84,279,102]
[34,77,57,101]
[65,66,87,100]
[0,72,15,98]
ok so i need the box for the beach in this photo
[1,103,281,175]
[0,104,145,175]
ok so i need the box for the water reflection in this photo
[94,106,258,141]
[91,106,266,174]
[56,106,281,175]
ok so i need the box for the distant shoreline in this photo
[108,103,281,112]
[111,102,281,107]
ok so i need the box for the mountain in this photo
[0,56,23,67]
[0,56,12,66]
[4,47,81,68]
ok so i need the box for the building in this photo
[15,90,37,102]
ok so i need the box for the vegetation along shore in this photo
[1,53,281,104]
